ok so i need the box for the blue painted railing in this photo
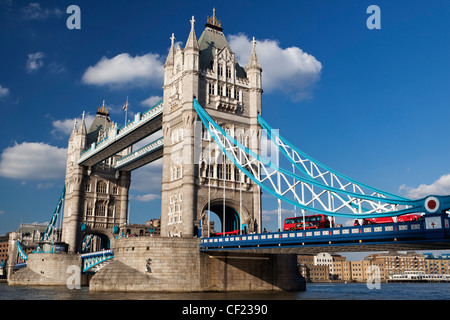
[81,249,114,273]
[200,217,450,251]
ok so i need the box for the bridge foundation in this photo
[8,253,89,286]
[89,237,305,292]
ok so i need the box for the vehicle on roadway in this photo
[283,214,334,231]
[353,213,423,226]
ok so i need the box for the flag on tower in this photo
[123,96,129,124]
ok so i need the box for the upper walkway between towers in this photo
[77,101,163,169]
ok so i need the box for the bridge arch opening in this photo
[200,199,250,236]
[80,230,113,253]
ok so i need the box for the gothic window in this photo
[225,164,232,180]
[112,186,118,195]
[171,165,183,181]
[219,85,223,96]
[97,181,107,193]
[173,166,178,180]
[85,182,91,192]
[208,82,214,95]
[226,67,231,78]
[218,65,223,77]
[96,202,106,216]
[226,87,231,98]
[171,128,184,145]
[86,203,93,216]
[108,205,114,217]
[206,165,213,178]
[218,164,223,180]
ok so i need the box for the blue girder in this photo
[193,98,450,218]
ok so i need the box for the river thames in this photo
[1,282,447,318]
[2,282,450,300]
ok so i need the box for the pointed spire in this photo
[185,16,199,50]
[248,37,261,70]
[69,118,78,140]
[165,33,176,67]
[79,111,87,135]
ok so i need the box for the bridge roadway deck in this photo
[200,219,450,254]
[114,138,164,171]
[78,103,163,167]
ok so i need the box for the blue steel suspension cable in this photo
[257,114,410,201]
[193,99,422,218]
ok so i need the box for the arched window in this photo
[97,181,107,193]
[96,202,106,216]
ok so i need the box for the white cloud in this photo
[22,3,63,20]
[399,174,450,199]
[26,52,45,73]
[0,142,67,180]
[82,53,165,88]
[141,96,163,108]
[0,85,10,98]
[130,193,161,202]
[229,34,322,101]
[51,114,95,136]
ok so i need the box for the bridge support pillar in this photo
[89,237,305,292]
[201,252,305,292]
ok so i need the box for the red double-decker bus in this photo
[216,230,239,236]
[283,214,334,231]
[353,214,423,226]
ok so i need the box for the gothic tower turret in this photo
[161,10,263,237]
[62,104,131,253]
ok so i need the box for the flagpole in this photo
[124,96,128,125]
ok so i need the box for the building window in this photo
[218,65,223,77]
[217,164,223,180]
[86,204,93,216]
[85,182,91,192]
[225,164,232,180]
[108,205,114,217]
[97,181,107,193]
[208,82,214,95]
[96,202,106,216]
[226,66,231,79]
[206,165,214,178]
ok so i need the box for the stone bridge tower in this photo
[62,104,131,253]
[161,10,263,237]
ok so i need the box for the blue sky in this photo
[1,0,450,256]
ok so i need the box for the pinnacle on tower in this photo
[248,37,261,70]
[69,118,78,140]
[185,16,199,50]
[165,33,176,67]
[79,111,87,135]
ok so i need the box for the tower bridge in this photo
[6,10,450,292]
